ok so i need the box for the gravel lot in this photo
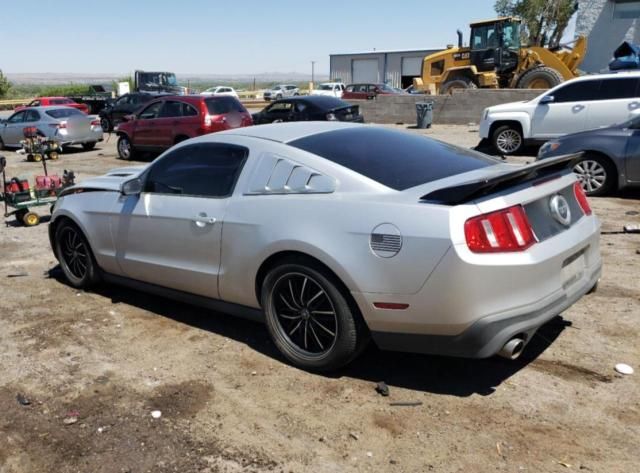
[0,125,638,473]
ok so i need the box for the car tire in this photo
[276,94,283,100]
[261,261,367,371]
[117,135,135,160]
[492,124,524,155]
[82,142,96,151]
[516,66,564,89]
[440,76,477,95]
[573,154,616,196]
[54,220,100,289]
[100,117,111,133]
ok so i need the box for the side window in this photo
[159,100,184,118]
[267,102,292,113]
[552,80,601,103]
[139,101,163,119]
[145,144,248,198]
[598,78,640,100]
[181,103,198,116]
[8,111,26,123]
[24,110,40,122]
[346,85,354,92]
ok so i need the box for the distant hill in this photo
[5,72,329,85]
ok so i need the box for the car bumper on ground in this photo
[353,215,602,358]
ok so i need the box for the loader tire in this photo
[440,77,478,95]
[516,66,564,89]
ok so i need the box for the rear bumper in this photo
[370,260,600,358]
[353,212,602,358]
[58,129,103,146]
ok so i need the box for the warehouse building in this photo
[576,0,640,72]
[329,48,441,89]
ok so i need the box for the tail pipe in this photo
[457,30,463,48]
[498,338,525,360]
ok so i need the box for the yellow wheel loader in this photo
[413,17,587,94]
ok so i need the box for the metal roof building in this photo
[329,48,441,88]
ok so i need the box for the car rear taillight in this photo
[204,114,212,127]
[465,205,535,253]
[91,119,100,127]
[573,181,592,216]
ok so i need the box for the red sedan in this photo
[15,97,90,114]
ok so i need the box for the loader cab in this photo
[469,18,521,74]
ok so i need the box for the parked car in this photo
[480,72,640,155]
[311,82,345,98]
[115,95,252,160]
[537,114,640,196]
[99,92,157,132]
[0,107,103,151]
[342,83,402,100]
[405,85,426,95]
[50,122,600,371]
[252,96,363,124]
[200,86,239,98]
[16,97,89,114]
[263,85,299,101]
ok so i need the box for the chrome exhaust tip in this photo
[498,338,525,360]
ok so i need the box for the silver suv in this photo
[263,84,300,101]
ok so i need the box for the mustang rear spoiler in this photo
[420,152,583,205]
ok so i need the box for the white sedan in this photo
[200,86,239,98]
[311,82,345,98]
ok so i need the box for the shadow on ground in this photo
[48,266,568,398]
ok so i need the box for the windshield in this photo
[46,108,83,119]
[318,84,333,90]
[139,72,178,87]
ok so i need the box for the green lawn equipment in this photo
[0,155,75,227]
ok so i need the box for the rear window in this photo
[289,127,497,191]
[205,97,246,115]
[45,108,84,119]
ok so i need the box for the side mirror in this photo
[540,95,555,105]
[121,178,142,196]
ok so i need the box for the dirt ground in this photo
[0,125,638,473]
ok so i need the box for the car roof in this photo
[567,71,640,83]
[15,105,79,111]
[217,121,362,143]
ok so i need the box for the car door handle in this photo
[572,104,585,112]
[193,214,216,227]
[630,101,640,110]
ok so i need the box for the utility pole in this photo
[311,61,316,91]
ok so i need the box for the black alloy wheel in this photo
[262,261,367,371]
[55,221,100,288]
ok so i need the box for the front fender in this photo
[486,112,531,138]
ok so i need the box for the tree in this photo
[0,69,10,98]
[495,0,578,47]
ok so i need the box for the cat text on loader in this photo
[413,17,587,95]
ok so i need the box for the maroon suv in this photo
[115,95,253,159]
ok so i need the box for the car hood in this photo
[61,166,146,195]
[487,100,534,113]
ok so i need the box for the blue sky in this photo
[2,0,504,75]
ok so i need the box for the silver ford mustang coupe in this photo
[49,122,601,371]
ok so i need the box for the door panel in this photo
[625,129,640,182]
[586,78,640,130]
[110,143,248,298]
[111,193,225,298]
[531,103,588,138]
[133,101,164,147]
[3,111,26,145]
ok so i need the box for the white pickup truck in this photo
[479,72,640,154]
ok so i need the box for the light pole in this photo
[311,61,316,90]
